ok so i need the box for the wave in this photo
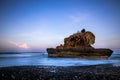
[0,53,47,58]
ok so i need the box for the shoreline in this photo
[0,64,120,80]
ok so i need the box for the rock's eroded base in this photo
[47,48,113,59]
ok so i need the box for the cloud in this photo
[10,41,29,49]
[69,13,90,23]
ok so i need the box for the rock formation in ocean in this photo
[47,29,113,59]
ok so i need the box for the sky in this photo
[0,0,120,52]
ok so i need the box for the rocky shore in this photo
[0,64,120,80]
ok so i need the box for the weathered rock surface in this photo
[56,29,95,49]
[47,29,113,59]
[47,48,113,59]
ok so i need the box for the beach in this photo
[0,64,120,80]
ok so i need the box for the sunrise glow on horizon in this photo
[0,0,120,52]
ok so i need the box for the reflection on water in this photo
[0,51,120,67]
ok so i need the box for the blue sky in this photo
[0,0,120,52]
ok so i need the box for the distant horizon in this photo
[0,0,120,52]
[0,47,120,52]
[0,51,46,53]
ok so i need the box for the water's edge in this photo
[0,51,120,67]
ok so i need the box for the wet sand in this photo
[0,64,120,80]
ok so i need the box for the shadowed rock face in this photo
[47,29,113,58]
[57,29,95,49]
[47,48,113,59]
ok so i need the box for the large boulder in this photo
[57,29,95,49]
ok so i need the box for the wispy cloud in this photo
[10,41,29,49]
[69,13,90,23]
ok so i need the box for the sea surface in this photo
[0,51,120,67]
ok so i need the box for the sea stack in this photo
[47,29,113,59]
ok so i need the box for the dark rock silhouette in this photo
[47,29,113,59]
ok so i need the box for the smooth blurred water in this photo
[0,51,120,67]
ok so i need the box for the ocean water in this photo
[0,51,120,67]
